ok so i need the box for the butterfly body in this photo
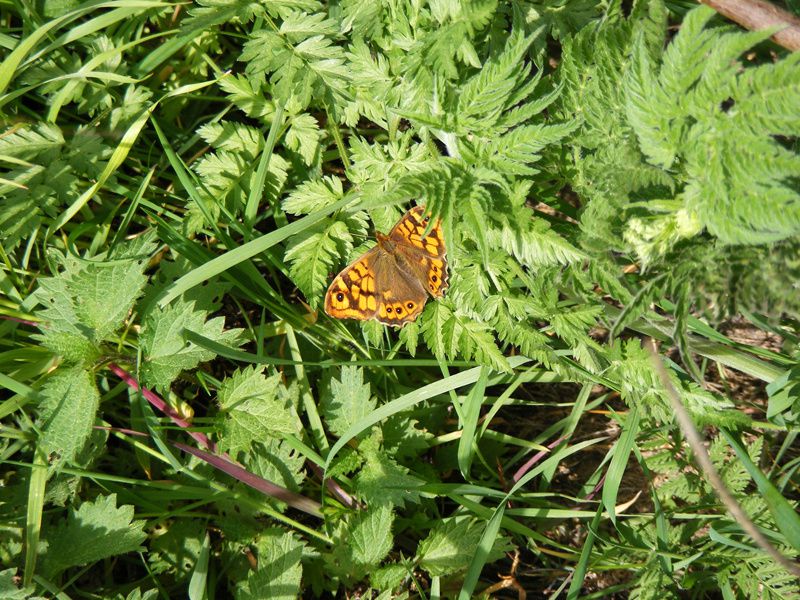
[324,205,448,327]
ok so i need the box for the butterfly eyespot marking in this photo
[336,292,344,301]
[407,302,414,309]
[432,275,438,282]
[387,307,393,313]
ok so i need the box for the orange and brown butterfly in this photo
[324,205,448,327]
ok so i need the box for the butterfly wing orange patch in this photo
[324,246,380,321]
[389,205,449,298]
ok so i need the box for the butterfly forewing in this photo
[389,206,449,298]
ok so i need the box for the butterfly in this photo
[324,205,448,327]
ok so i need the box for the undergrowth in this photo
[1,0,799,598]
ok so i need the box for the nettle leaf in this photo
[282,175,343,215]
[416,517,512,577]
[349,504,394,567]
[38,367,100,470]
[33,238,154,362]
[284,113,323,165]
[42,494,146,577]
[284,219,354,307]
[217,366,301,455]
[237,529,305,600]
[355,437,424,508]
[139,297,245,393]
[148,519,205,577]
[320,366,376,438]
[245,438,306,492]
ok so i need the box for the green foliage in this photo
[349,504,394,567]
[32,236,154,363]
[236,529,305,600]
[625,6,800,246]
[320,366,376,437]
[625,436,800,598]
[216,366,301,454]
[38,367,100,470]
[1,0,798,597]
[139,296,245,392]
[41,494,147,577]
[416,517,511,577]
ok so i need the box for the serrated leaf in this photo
[350,504,394,567]
[197,121,262,157]
[237,529,304,600]
[421,303,510,372]
[42,494,146,577]
[217,367,301,454]
[320,366,376,437]
[416,517,509,577]
[140,297,245,392]
[38,367,100,470]
[355,443,423,508]
[33,240,153,361]
[245,438,306,492]
[284,219,353,306]
[282,175,344,215]
[284,113,322,165]
[218,73,276,119]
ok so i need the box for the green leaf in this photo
[241,12,350,110]
[284,219,353,307]
[42,494,146,577]
[38,367,100,469]
[217,366,301,455]
[284,113,322,165]
[417,517,508,577]
[245,438,306,492]
[349,503,394,567]
[32,237,154,362]
[237,529,304,600]
[218,73,276,120]
[282,175,344,215]
[139,297,245,392]
[320,366,376,438]
[0,568,42,599]
[421,303,510,372]
[624,4,800,245]
[197,121,263,157]
[355,437,423,508]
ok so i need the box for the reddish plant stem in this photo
[512,436,567,483]
[174,442,323,518]
[700,0,800,50]
[306,461,357,509]
[107,362,218,453]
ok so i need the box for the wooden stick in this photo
[700,0,800,51]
